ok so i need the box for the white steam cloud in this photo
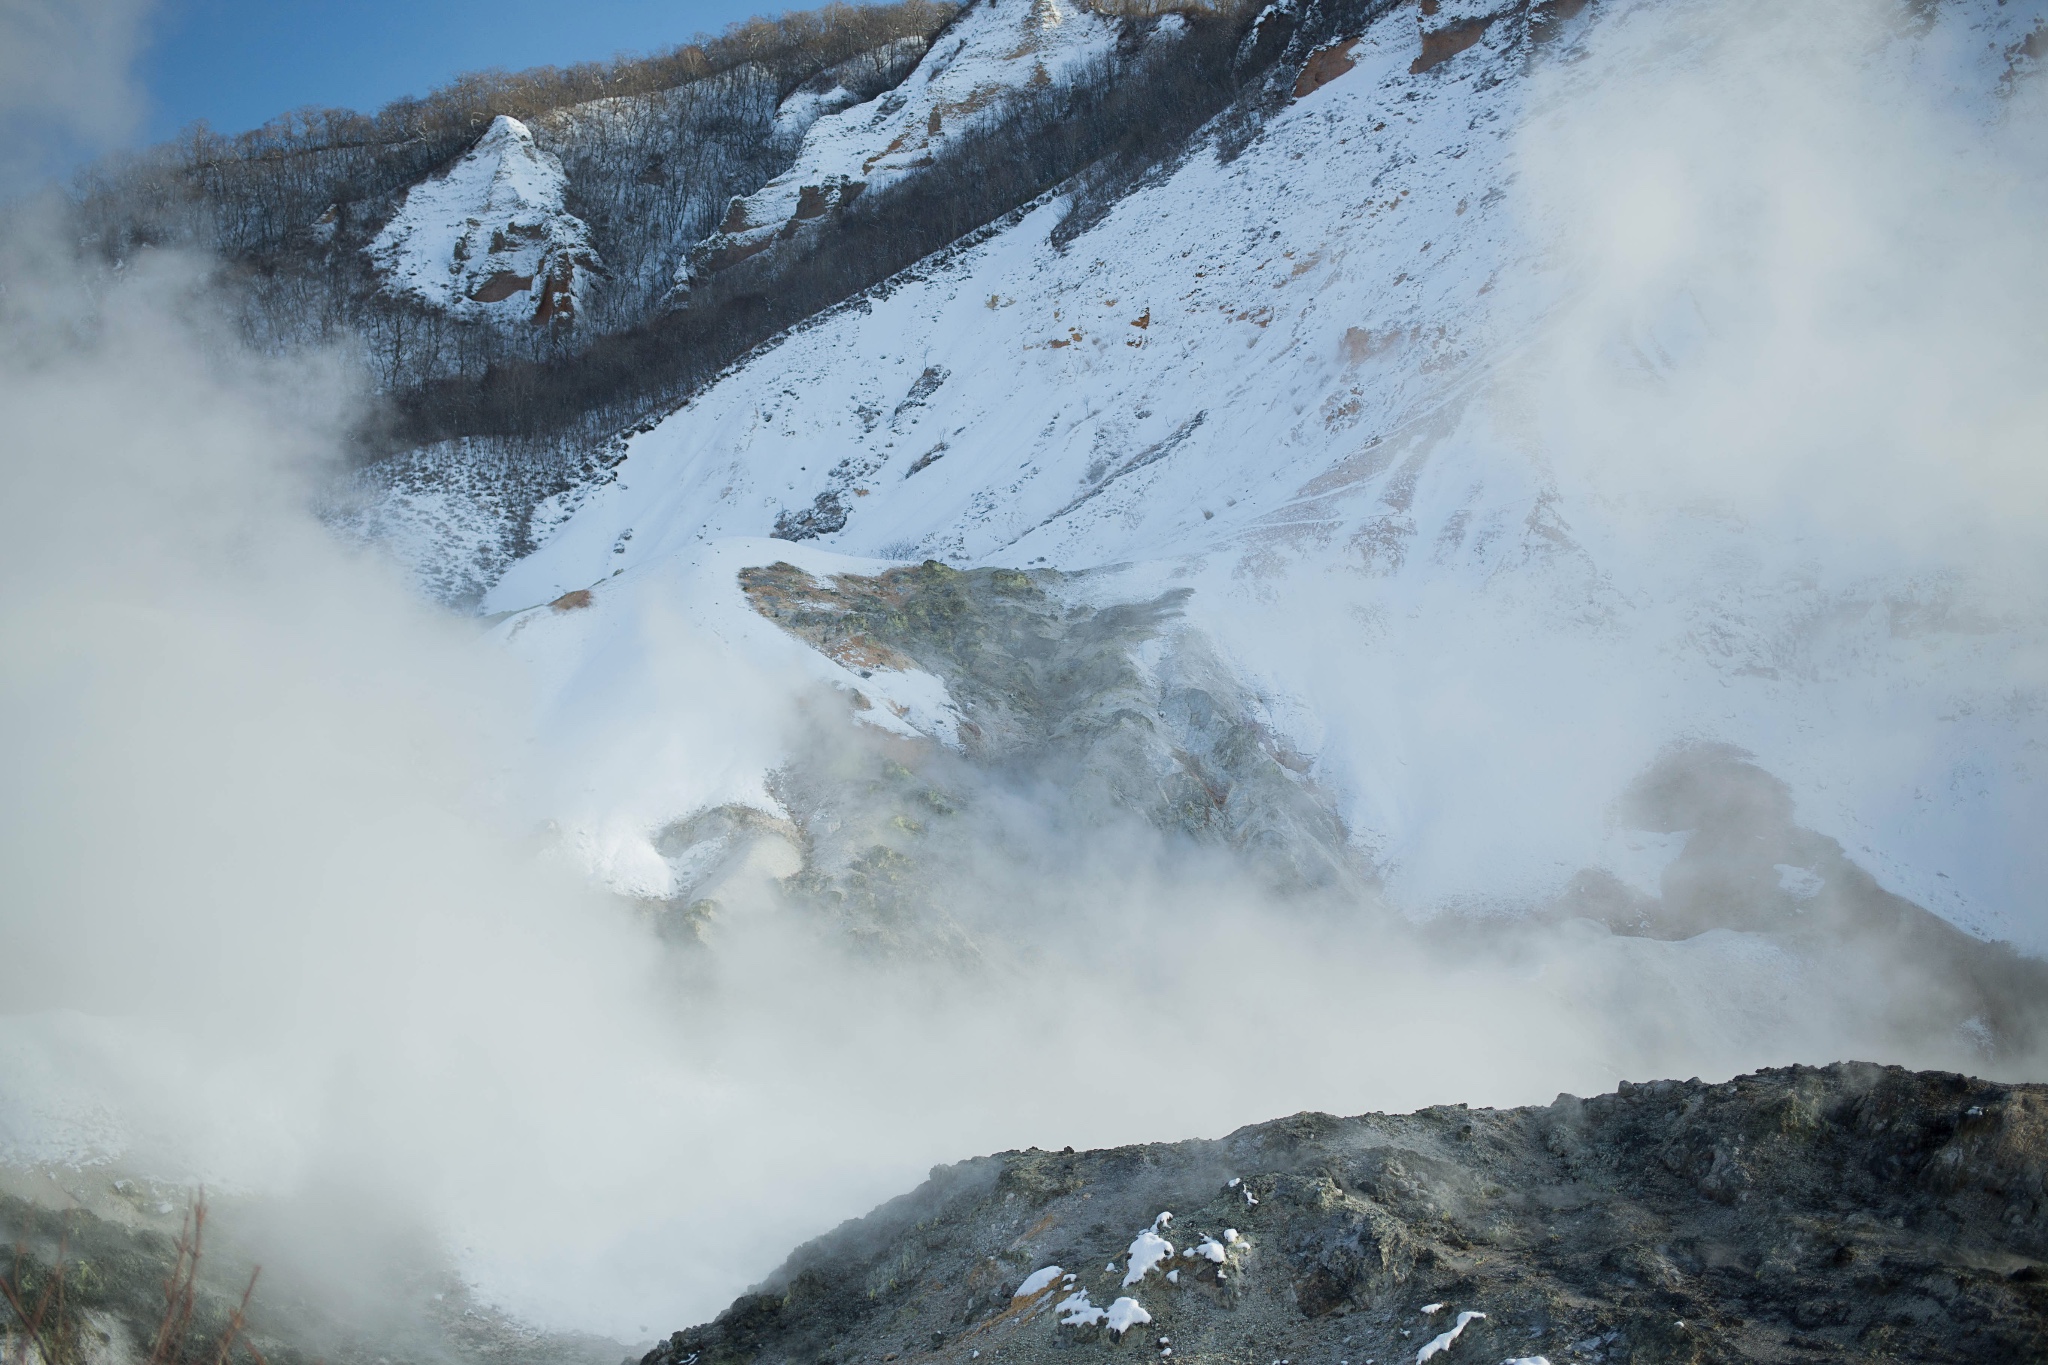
[0,0,154,184]
[1515,0,2048,582]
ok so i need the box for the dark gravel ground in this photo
[645,1064,2048,1365]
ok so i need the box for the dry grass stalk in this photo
[146,1196,266,1365]
[2,1230,70,1365]
[0,1193,267,1365]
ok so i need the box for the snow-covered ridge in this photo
[678,0,1118,285]
[368,115,600,326]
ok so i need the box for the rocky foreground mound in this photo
[646,1065,2047,1365]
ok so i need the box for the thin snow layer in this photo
[1776,864,1825,901]
[0,1014,128,1168]
[1416,1311,1485,1363]
[1056,1272,1150,1335]
[369,115,599,325]
[1015,1266,1064,1298]
[488,0,2048,945]
[681,0,1115,281]
[774,83,863,143]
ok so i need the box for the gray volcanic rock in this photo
[642,1065,2047,1365]
[735,559,1368,899]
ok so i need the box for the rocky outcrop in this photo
[367,116,602,327]
[729,560,1369,915]
[643,1065,2048,1365]
[1554,741,2048,1065]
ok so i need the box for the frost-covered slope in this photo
[368,115,602,326]
[479,0,2047,946]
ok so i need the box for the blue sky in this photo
[138,0,787,142]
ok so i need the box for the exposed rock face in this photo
[642,1065,2047,1365]
[624,558,1369,956]
[367,116,601,327]
[730,560,1368,910]
[1411,0,1590,74]
[1550,741,2048,1065]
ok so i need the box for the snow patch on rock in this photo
[1014,1265,1064,1298]
[1415,1310,1484,1362]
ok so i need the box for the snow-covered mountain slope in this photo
[469,0,2048,952]
[678,0,1117,284]
[368,115,601,326]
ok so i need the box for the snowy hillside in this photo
[368,115,601,326]
[478,0,2048,947]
